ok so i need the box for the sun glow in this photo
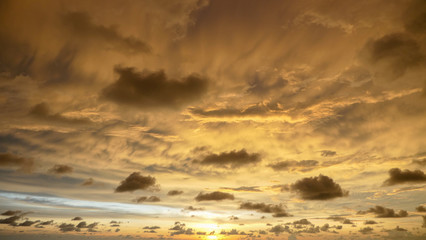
[206,236,218,240]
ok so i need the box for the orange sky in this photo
[0,0,425,239]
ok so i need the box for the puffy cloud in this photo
[358,205,408,218]
[364,220,378,225]
[239,202,291,217]
[59,223,78,232]
[0,152,34,173]
[114,172,158,193]
[169,222,194,236]
[71,217,82,221]
[197,149,261,168]
[269,225,291,235]
[268,160,318,172]
[135,196,161,203]
[48,164,73,174]
[292,219,312,225]
[289,175,349,200]
[167,190,183,196]
[194,191,234,201]
[102,67,208,109]
[383,168,426,186]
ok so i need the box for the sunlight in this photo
[206,235,218,240]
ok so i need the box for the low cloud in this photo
[48,164,73,174]
[268,160,318,172]
[364,220,378,225]
[167,190,183,196]
[289,175,349,200]
[269,225,291,235]
[81,178,94,186]
[114,172,158,193]
[194,191,235,201]
[72,217,82,221]
[197,149,261,168]
[239,202,291,217]
[1,210,22,216]
[382,168,426,186]
[358,205,408,218]
[135,196,161,203]
[219,186,262,192]
[416,205,426,212]
[102,67,208,109]
[0,152,34,173]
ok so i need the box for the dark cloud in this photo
[289,175,349,200]
[19,220,38,226]
[184,206,204,211]
[143,226,160,230]
[197,149,261,168]
[219,186,262,192]
[48,164,73,175]
[61,11,151,54]
[415,205,426,212]
[0,215,20,225]
[268,160,318,172]
[364,220,378,225]
[81,178,94,186]
[167,190,183,196]
[342,219,353,224]
[1,210,22,216]
[114,172,158,193]
[102,67,208,109]
[194,191,235,201]
[239,202,291,217]
[359,227,373,234]
[403,0,426,34]
[169,222,194,236]
[382,168,426,186]
[59,223,78,232]
[292,219,312,225]
[135,196,161,203]
[29,102,91,125]
[72,217,82,221]
[0,152,34,173]
[362,33,425,79]
[321,150,337,157]
[358,205,408,218]
[269,225,291,235]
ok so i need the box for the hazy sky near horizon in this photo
[0,0,426,239]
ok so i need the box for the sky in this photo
[0,0,426,239]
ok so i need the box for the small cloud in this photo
[364,220,378,225]
[290,175,349,200]
[48,164,73,175]
[415,205,426,212]
[81,178,94,186]
[114,172,159,193]
[358,205,408,218]
[321,150,337,157]
[359,227,373,234]
[167,190,183,196]
[194,191,235,201]
[269,225,291,235]
[239,202,291,217]
[135,196,161,203]
[219,186,262,192]
[184,206,204,211]
[268,160,318,172]
[143,226,160,230]
[197,149,261,168]
[1,210,22,216]
[72,217,83,221]
[0,152,34,173]
[383,168,426,186]
[292,219,312,225]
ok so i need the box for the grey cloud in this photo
[61,11,151,54]
[114,172,158,193]
[358,205,408,218]
[143,226,160,230]
[59,223,78,232]
[102,67,208,109]
[167,190,183,196]
[184,206,204,211]
[19,220,38,226]
[169,222,194,236]
[239,202,291,217]
[268,160,318,172]
[364,220,378,225]
[71,217,82,221]
[48,164,73,175]
[383,168,426,186]
[197,149,261,168]
[0,152,34,173]
[290,174,349,200]
[269,225,291,235]
[292,219,312,225]
[0,215,20,225]
[135,196,161,203]
[194,191,234,201]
